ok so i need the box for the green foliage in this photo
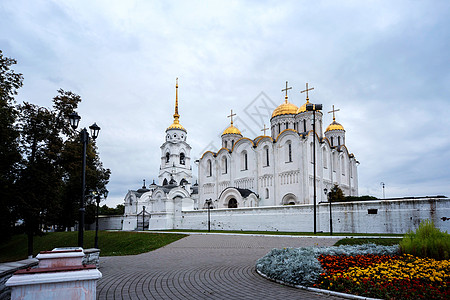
[344,195,378,202]
[399,219,450,260]
[334,238,401,246]
[328,184,345,202]
[0,231,186,262]
[0,50,23,242]
[99,204,125,215]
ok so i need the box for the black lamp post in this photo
[205,199,212,232]
[306,103,322,234]
[324,188,333,235]
[68,112,100,248]
[94,189,108,249]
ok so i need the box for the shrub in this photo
[400,219,450,260]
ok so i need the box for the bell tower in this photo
[158,78,193,187]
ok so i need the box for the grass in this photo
[156,229,403,237]
[0,231,186,263]
[334,238,402,246]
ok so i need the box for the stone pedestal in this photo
[5,248,102,300]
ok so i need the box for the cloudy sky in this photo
[1,0,449,207]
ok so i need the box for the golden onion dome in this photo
[326,120,345,132]
[271,100,299,119]
[222,124,242,136]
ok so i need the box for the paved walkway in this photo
[97,234,345,299]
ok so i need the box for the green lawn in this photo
[0,231,186,263]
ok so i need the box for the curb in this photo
[256,269,382,300]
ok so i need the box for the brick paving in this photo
[97,234,345,299]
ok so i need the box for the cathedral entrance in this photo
[228,198,238,208]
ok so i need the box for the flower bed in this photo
[256,244,450,299]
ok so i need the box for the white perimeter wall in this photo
[174,198,450,234]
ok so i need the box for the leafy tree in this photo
[328,184,345,202]
[0,50,23,242]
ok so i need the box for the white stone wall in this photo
[174,198,450,234]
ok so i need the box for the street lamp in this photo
[306,103,322,234]
[94,189,108,249]
[205,199,212,232]
[324,188,333,235]
[380,182,385,199]
[68,111,100,248]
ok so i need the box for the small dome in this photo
[271,101,298,119]
[296,101,309,114]
[326,120,345,132]
[222,124,242,136]
[167,120,186,132]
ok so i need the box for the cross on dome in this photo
[328,105,340,121]
[281,81,292,103]
[261,124,269,136]
[300,82,314,102]
[227,109,236,126]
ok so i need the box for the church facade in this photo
[198,82,359,210]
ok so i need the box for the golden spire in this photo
[166,77,186,132]
[173,77,179,122]
[281,81,292,103]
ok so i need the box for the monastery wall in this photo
[174,197,450,234]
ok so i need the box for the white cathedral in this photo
[122,79,359,230]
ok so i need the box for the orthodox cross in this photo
[227,109,236,125]
[281,81,292,101]
[328,105,340,121]
[300,82,314,101]
[261,124,269,136]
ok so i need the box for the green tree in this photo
[0,50,24,242]
[328,184,345,202]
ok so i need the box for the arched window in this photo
[278,123,281,134]
[222,156,227,174]
[338,136,341,146]
[180,153,185,165]
[224,140,228,148]
[341,156,345,175]
[228,198,238,208]
[163,178,168,186]
[264,146,270,166]
[303,119,306,132]
[165,152,170,163]
[331,136,334,147]
[207,160,212,176]
[265,188,269,199]
[285,122,288,129]
[231,140,235,148]
[323,150,328,169]
[241,151,248,170]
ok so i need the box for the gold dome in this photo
[326,120,345,132]
[222,124,242,136]
[271,100,298,118]
[167,119,186,131]
[296,100,309,114]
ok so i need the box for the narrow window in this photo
[265,147,270,166]
[225,140,228,148]
[338,136,341,146]
[287,143,292,162]
[303,119,306,132]
[265,188,269,199]
[244,153,248,170]
[207,160,212,176]
[223,157,227,174]
[232,140,235,148]
[278,123,281,134]
[180,153,185,165]
[286,122,288,129]
[165,152,170,163]
[331,137,334,147]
